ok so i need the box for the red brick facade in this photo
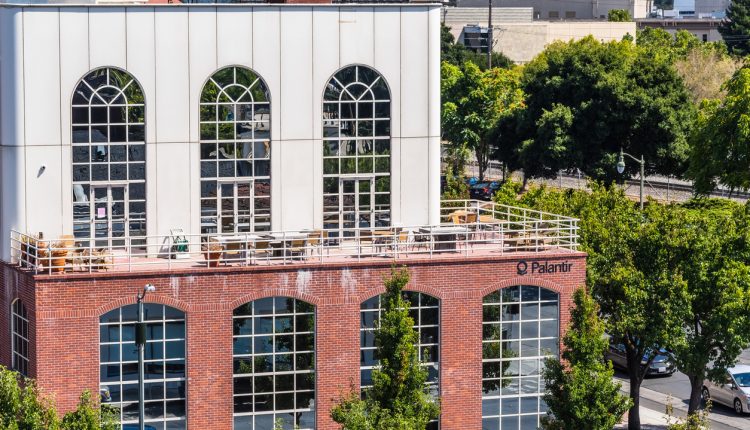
[0,251,585,430]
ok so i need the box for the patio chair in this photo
[358,230,374,255]
[222,241,245,266]
[250,240,273,264]
[287,239,307,260]
[410,230,431,252]
[307,231,329,258]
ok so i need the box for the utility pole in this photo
[488,0,492,69]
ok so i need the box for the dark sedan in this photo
[605,340,677,377]
[469,182,500,201]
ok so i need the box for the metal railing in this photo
[9,200,578,275]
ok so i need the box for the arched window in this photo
[99,304,187,429]
[481,286,559,429]
[322,65,391,239]
[360,292,439,429]
[232,297,315,429]
[11,299,29,376]
[200,67,271,235]
[72,67,146,249]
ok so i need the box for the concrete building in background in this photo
[0,2,585,430]
[637,17,723,42]
[455,0,650,19]
[443,7,636,63]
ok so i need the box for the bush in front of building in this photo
[0,365,118,430]
[330,267,440,429]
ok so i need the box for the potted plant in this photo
[48,240,70,273]
[202,242,223,267]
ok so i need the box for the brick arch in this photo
[359,282,443,304]
[95,295,189,317]
[228,290,320,311]
[479,276,566,299]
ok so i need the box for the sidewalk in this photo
[615,407,669,430]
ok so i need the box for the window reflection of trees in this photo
[481,286,559,429]
[200,67,271,234]
[232,297,315,430]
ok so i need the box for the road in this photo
[613,349,750,429]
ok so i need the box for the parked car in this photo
[702,364,750,414]
[469,182,500,201]
[604,338,676,377]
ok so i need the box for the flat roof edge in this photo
[0,3,444,9]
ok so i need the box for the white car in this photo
[702,364,750,414]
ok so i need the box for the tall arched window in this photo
[481,286,559,429]
[99,304,187,429]
[72,67,146,249]
[11,299,29,376]
[232,297,315,429]
[200,67,271,235]
[323,65,391,239]
[360,292,439,430]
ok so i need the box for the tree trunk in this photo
[687,373,704,415]
[628,366,642,430]
[477,150,487,182]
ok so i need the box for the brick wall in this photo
[0,251,586,429]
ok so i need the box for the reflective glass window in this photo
[11,300,29,376]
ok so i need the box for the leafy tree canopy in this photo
[608,9,632,22]
[497,36,694,183]
[688,67,750,194]
[442,61,524,180]
[719,0,750,56]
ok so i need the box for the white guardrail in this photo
[10,200,579,275]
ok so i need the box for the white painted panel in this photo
[428,7,441,139]
[0,146,25,260]
[311,9,340,227]
[25,146,63,238]
[188,7,217,144]
[279,140,314,231]
[188,142,201,238]
[89,7,126,69]
[0,8,25,148]
[373,7,400,139]
[253,7,281,229]
[312,8,339,140]
[400,8,429,138]
[60,145,73,232]
[23,8,61,147]
[126,8,156,145]
[154,9,190,143]
[217,7,252,68]
[280,8,313,140]
[399,137,429,227]
[59,7,89,148]
[339,7,374,67]
[154,142,191,237]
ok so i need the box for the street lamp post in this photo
[136,284,156,430]
[616,149,645,210]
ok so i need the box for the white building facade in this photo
[0,4,442,260]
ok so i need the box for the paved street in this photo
[613,349,750,429]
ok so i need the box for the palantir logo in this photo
[516,261,528,275]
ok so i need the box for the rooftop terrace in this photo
[10,200,579,276]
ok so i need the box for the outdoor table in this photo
[211,234,262,264]
[418,226,468,252]
[267,232,308,258]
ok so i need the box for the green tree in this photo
[494,183,690,430]
[666,201,750,416]
[608,9,632,22]
[688,67,750,195]
[60,391,118,430]
[719,0,750,56]
[502,36,694,183]
[542,288,632,430]
[441,165,470,206]
[331,267,440,429]
[442,61,523,180]
[0,366,59,430]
